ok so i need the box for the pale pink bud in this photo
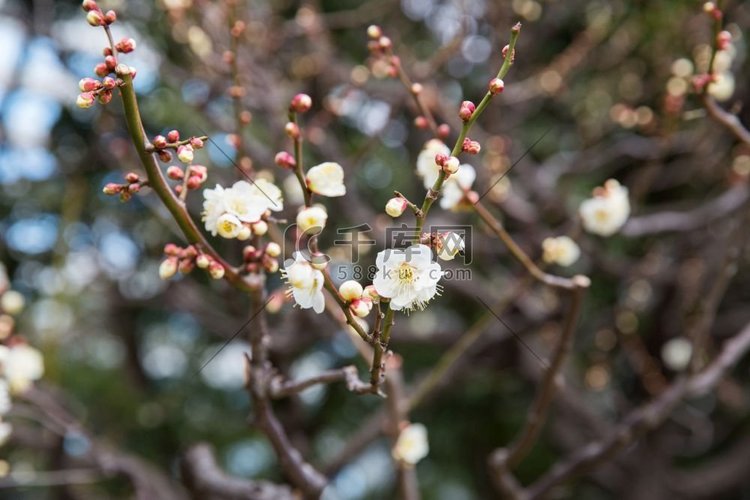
[717,30,732,50]
[104,55,116,70]
[489,78,505,94]
[274,151,296,169]
[195,254,211,269]
[166,166,183,180]
[186,176,202,190]
[459,100,475,121]
[434,153,448,167]
[167,130,180,142]
[350,298,372,318]
[115,37,136,53]
[265,242,281,257]
[385,197,408,217]
[179,258,195,274]
[153,135,167,149]
[102,76,117,89]
[285,122,300,139]
[411,83,423,95]
[462,138,481,154]
[339,280,364,301]
[263,256,279,273]
[86,10,104,26]
[159,258,178,280]
[188,165,207,182]
[104,10,116,24]
[237,226,252,241]
[94,63,109,77]
[164,243,180,256]
[79,77,101,92]
[177,145,194,164]
[189,137,204,149]
[97,90,112,104]
[102,182,121,195]
[437,123,450,138]
[242,245,257,262]
[208,262,225,280]
[414,116,428,129]
[363,285,380,303]
[125,172,139,183]
[158,150,172,162]
[81,0,98,11]
[290,93,312,113]
[378,36,392,50]
[443,156,460,174]
[76,92,96,108]
[367,25,382,39]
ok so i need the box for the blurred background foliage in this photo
[1,0,750,498]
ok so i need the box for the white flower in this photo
[542,236,581,267]
[216,213,243,239]
[579,179,630,236]
[0,291,25,315]
[338,280,363,301]
[306,162,346,197]
[282,253,325,313]
[416,139,450,189]
[202,180,283,237]
[250,178,284,211]
[662,337,692,371]
[392,423,429,465]
[0,420,11,446]
[0,380,10,416]
[708,72,735,102]
[436,232,465,261]
[440,164,476,210]
[385,197,408,218]
[372,244,442,311]
[297,206,328,234]
[1,344,44,394]
[225,180,272,222]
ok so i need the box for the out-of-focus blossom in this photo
[579,179,630,236]
[392,423,429,465]
[306,162,346,197]
[542,236,581,267]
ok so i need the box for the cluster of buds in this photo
[160,244,225,280]
[435,153,460,175]
[242,242,281,275]
[462,138,481,155]
[82,0,116,27]
[458,101,476,122]
[366,25,400,79]
[103,172,147,201]
[167,165,208,195]
[76,75,118,109]
[149,131,205,163]
[338,280,374,318]
[703,2,723,21]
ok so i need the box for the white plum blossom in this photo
[542,236,581,267]
[296,206,328,234]
[282,253,325,314]
[306,162,346,197]
[416,139,450,188]
[579,179,631,236]
[0,343,44,393]
[440,164,476,210]
[392,423,429,465]
[202,180,283,238]
[373,244,442,311]
[661,337,693,371]
[436,232,465,261]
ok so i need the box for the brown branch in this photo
[522,321,750,499]
[270,365,372,398]
[181,443,293,500]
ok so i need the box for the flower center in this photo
[397,262,415,284]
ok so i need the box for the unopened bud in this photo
[285,122,300,139]
[196,254,211,269]
[81,0,98,11]
[153,135,167,149]
[190,137,204,149]
[363,285,380,303]
[290,93,312,113]
[104,55,117,70]
[443,156,460,174]
[378,36,392,50]
[102,182,121,195]
[263,256,279,273]
[339,280,364,301]
[411,83,423,95]
[79,77,101,92]
[86,10,104,26]
[159,258,178,280]
[502,45,516,63]
[237,225,252,241]
[167,130,180,142]
[367,25,382,39]
[459,100,475,121]
[158,150,172,163]
[101,76,117,89]
[350,298,372,318]
[115,37,136,53]
[434,153,448,167]
[462,138,481,154]
[164,243,180,256]
[437,123,450,138]
[104,10,116,24]
[188,165,207,182]
[414,116,428,129]
[125,172,139,183]
[177,145,194,164]
[242,245,257,262]
[252,220,268,236]
[179,258,195,274]
[274,151,296,169]
[76,92,96,108]
[114,63,131,77]
[97,90,112,104]
[94,63,109,77]
[489,78,505,94]
[186,176,202,190]
[265,242,281,257]
[208,262,225,279]
[385,197,408,217]
[717,30,732,50]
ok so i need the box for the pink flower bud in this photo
[189,137,204,149]
[411,83,423,95]
[459,100,475,121]
[442,156,460,175]
[502,45,515,63]
[489,78,505,94]
[76,92,96,109]
[414,116,428,129]
[174,185,183,195]
[166,166,184,180]
[167,130,180,142]
[158,150,172,163]
[242,245,257,262]
[437,124,450,138]
[462,138,481,155]
[153,135,167,149]
[179,258,195,274]
[195,254,211,269]
[104,55,117,70]
[159,258,178,280]
[81,0,98,11]
[164,243,180,256]
[290,93,312,113]
[274,151,296,169]
[125,172,140,183]
[102,182,121,195]
[94,63,109,77]
[79,77,101,92]
[434,153,448,167]
[208,262,225,280]
[717,30,732,50]
[350,298,372,318]
[186,176,201,190]
[188,165,207,182]
[104,10,116,24]
[177,145,194,164]
[97,90,112,104]
[115,37,136,53]
[285,122,300,139]
[128,183,140,194]
[102,76,117,89]
[511,22,522,34]
[103,47,113,56]
[183,246,197,259]
[86,10,105,26]
[114,64,131,77]
[385,197,408,217]
[263,256,279,274]
[367,25,382,39]
[378,36,392,50]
